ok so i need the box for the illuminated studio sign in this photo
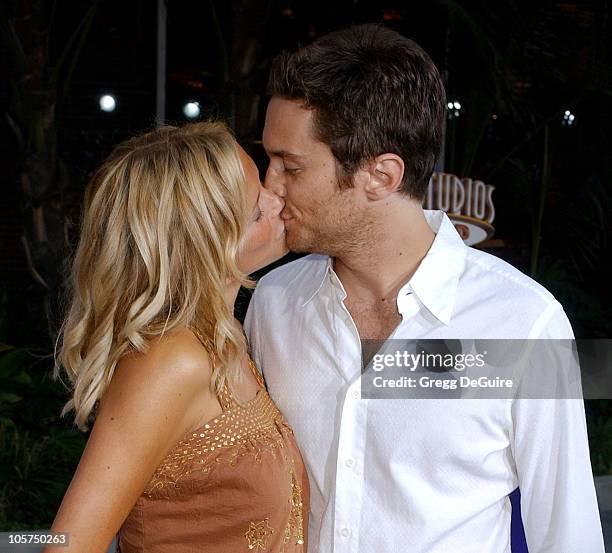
[424,173,495,246]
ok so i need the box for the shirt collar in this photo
[405,210,467,325]
[300,256,333,307]
[300,210,467,325]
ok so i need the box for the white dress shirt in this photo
[244,210,604,553]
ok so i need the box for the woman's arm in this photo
[43,328,215,553]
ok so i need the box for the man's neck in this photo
[333,203,435,303]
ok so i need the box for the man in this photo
[244,24,604,552]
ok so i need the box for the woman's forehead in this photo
[237,146,260,210]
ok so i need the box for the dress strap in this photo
[247,356,266,389]
[187,325,233,410]
[187,324,212,350]
[188,325,266,405]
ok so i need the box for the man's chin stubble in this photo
[287,233,348,258]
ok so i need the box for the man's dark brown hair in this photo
[267,23,446,199]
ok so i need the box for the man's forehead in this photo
[264,97,311,130]
[263,98,317,155]
[267,95,309,116]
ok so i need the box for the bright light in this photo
[183,102,201,119]
[447,99,463,119]
[99,95,116,112]
[562,109,576,127]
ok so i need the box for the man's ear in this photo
[362,154,405,200]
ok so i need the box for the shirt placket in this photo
[329,272,368,553]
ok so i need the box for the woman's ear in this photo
[363,154,405,201]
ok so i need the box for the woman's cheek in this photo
[245,223,269,253]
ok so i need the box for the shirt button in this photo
[340,527,351,538]
[351,390,360,400]
[345,458,355,468]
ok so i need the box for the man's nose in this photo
[263,166,287,198]
[260,187,284,215]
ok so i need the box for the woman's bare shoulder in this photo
[98,326,214,435]
[110,327,212,393]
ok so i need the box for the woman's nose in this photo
[260,187,284,215]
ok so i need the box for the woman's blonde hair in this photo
[54,121,253,431]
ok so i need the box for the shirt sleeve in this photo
[511,302,605,552]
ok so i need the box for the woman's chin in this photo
[264,244,290,269]
[240,246,289,275]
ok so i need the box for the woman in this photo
[45,121,309,553]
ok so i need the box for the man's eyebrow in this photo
[266,149,305,160]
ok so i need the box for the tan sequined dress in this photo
[115,329,309,553]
